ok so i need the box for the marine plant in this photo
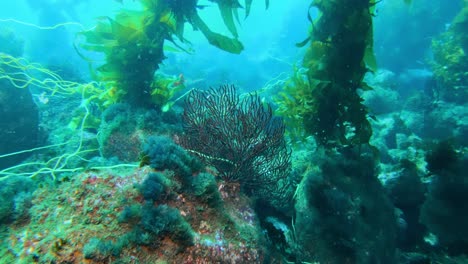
[142,135,201,182]
[420,140,468,251]
[0,54,94,180]
[275,0,377,146]
[273,66,313,142]
[138,172,169,201]
[78,0,268,108]
[0,177,35,225]
[0,52,121,111]
[270,2,402,262]
[191,172,222,206]
[77,2,166,108]
[118,203,195,248]
[83,237,123,261]
[294,148,397,263]
[0,56,145,181]
[431,2,467,103]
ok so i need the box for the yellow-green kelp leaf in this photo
[191,12,244,54]
[218,2,239,38]
[245,0,253,17]
[205,32,244,54]
[364,46,377,73]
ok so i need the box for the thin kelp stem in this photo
[0,18,92,31]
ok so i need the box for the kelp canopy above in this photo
[78,0,268,108]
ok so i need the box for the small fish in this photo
[173,74,185,87]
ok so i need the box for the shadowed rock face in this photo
[0,27,39,170]
[0,83,39,170]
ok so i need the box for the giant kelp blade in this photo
[206,32,244,54]
[452,5,468,28]
[80,43,116,53]
[364,22,377,73]
[79,30,113,45]
[108,17,145,43]
[159,10,178,33]
[364,46,377,73]
[244,0,253,17]
[174,15,185,40]
[165,35,194,54]
[233,7,241,25]
[218,3,239,38]
[191,11,244,54]
[96,63,123,81]
[307,2,315,22]
[115,9,148,30]
[140,0,159,10]
[296,36,310,48]
[80,17,114,44]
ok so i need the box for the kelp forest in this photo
[0,0,467,263]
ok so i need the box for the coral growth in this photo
[182,85,291,196]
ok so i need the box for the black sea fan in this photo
[182,84,291,194]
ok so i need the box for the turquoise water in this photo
[0,0,466,263]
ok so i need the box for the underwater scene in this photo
[0,0,467,263]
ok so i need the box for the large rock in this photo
[0,84,39,170]
[0,27,39,170]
